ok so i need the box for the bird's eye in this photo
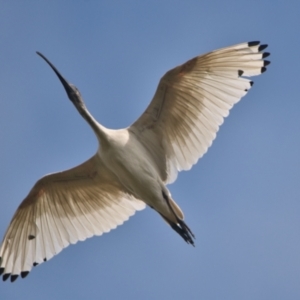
[70,84,81,96]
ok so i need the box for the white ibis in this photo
[0,41,270,282]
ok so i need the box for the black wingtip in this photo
[250,81,254,87]
[3,273,10,281]
[33,262,39,267]
[248,41,260,47]
[43,258,47,262]
[261,67,267,73]
[238,70,244,77]
[10,275,18,282]
[259,44,268,52]
[0,267,4,276]
[264,60,271,67]
[28,235,35,240]
[262,52,270,58]
[21,271,30,279]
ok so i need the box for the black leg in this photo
[170,221,195,246]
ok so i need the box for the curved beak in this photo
[36,51,74,98]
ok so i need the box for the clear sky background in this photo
[0,1,299,299]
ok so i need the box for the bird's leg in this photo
[161,191,195,246]
[171,220,195,246]
[159,213,195,246]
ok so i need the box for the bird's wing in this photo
[0,155,145,282]
[130,41,270,183]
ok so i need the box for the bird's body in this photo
[0,41,270,282]
[99,128,172,221]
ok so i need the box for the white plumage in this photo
[0,41,270,282]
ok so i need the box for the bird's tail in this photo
[160,192,195,246]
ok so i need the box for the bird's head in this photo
[36,52,85,109]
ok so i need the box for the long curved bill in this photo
[36,51,74,99]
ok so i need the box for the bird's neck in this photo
[78,105,110,148]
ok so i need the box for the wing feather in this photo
[0,155,145,281]
[130,41,270,183]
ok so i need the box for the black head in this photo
[36,52,85,108]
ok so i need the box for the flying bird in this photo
[0,41,270,282]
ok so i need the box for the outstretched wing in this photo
[130,41,270,184]
[0,155,145,282]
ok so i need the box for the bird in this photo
[0,41,270,282]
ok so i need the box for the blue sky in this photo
[0,1,299,299]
